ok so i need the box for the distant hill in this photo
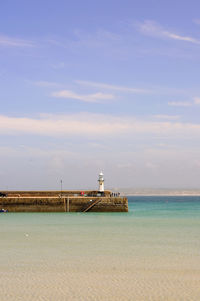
[110,188,200,196]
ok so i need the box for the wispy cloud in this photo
[51,62,66,69]
[137,20,200,44]
[168,101,192,107]
[46,29,123,59]
[0,113,128,136]
[31,78,187,97]
[168,97,200,107]
[0,113,200,138]
[153,114,180,120]
[193,19,200,25]
[71,29,122,50]
[51,90,114,103]
[0,35,34,47]
[194,97,200,104]
[75,80,151,94]
[33,81,60,87]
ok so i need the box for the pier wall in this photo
[0,191,128,212]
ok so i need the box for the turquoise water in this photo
[0,196,200,300]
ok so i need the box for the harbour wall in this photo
[0,191,128,212]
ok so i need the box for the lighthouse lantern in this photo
[98,172,104,192]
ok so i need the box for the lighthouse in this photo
[98,172,104,192]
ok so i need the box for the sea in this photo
[0,196,200,301]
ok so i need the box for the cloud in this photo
[0,113,200,138]
[0,35,34,47]
[193,19,200,25]
[71,29,122,49]
[75,80,151,94]
[168,101,191,107]
[0,113,128,136]
[168,98,200,107]
[51,90,114,103]
[33,81,60,87]
[51,62,66,69]
[153,114,180,120]
[137,20,200,44]
[146,162,158,170]
[46,29,124,60]
[194,97,200,104]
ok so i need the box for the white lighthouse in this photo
[98,172,104,192]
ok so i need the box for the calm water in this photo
[0,196,200,300]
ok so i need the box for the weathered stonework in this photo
[0,191,128,212]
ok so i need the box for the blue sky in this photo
[1,0,200,189]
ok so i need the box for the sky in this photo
[1,0,200,190]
